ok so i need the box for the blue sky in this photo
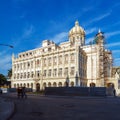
[0,0,120,75]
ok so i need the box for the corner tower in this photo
[69,20,85,46]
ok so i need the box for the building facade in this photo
[11,21,119,94]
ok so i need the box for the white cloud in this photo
[36,32,68,48]
[107,42,120,48]
[92,12,111,22]
[112,50,120,54]
[82,6,94,12]
[114,58,120,62]
[51,32,68,44]
[86,37,94,44]
[22,25,34,39]
[86,27,97,35]
[11,24,35,48]
[84,12,111,27]
[0,53,12,73]
[105,31,120,38]
[114,58,120,66]
[0,51,6,56]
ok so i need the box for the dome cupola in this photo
[69,20,85,37]
[69,20,85,46]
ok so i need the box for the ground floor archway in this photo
[36,83,40,92]
[90,82,96,87]
[107,83,114,88]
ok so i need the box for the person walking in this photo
[113,88,116,97]
[22,87,27,98]
[17,87,22,98]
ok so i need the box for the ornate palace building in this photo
[11,21,120,94]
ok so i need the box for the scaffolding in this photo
[95,30,113,87]
[95,31,105,86]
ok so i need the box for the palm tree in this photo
[0,74,7,86]
[7,68,12,79]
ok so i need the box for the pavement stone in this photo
[1,93,120,120]
[0,96,15,120]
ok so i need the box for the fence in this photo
[45,87,107,96]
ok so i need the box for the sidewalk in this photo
[0,96,15,120]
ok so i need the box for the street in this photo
[2,93,120,120]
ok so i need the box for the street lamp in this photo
[0,43,14,48]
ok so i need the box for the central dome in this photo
[69,21,85,37]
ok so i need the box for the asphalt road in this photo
[2,93,120,120]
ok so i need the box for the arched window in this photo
[17,84,19,87]
[36,83,40,92]
[43,82,46,88]
[27,83,29,88]
[31,83,33,88]
[48,82,51,87]
[14,84,16,88]
[24,83,26,87]
[58,82,62,87]
[53,82,57,87]
[20,83,22,87]
[71,81,74,87]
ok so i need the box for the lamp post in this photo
[0,43,13,48]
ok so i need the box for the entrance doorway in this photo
[107,83,114,88]
[36,83,40,92]
[90,82,96,87]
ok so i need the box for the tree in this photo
[0,74,7,86]
[7,68,12,79]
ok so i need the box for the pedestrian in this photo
[113,88,116,97]
[22,87,27,98]
[17,87,22,98]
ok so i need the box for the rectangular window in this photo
[65,54,68,64]
[71,67,75,75]
[53,69,57,76]
[59,55,62,64]
[37,71,40,77]
[59,68,62,76]
[31,72,34,78]
[48,57,51,66]
[71,53,75,62]
[44,70,47,77]
[53,56,57,65]
[48,69,51,77]
[64,67,68,76]
[44,58,47,66]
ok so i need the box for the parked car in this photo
[0,88,8,93]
